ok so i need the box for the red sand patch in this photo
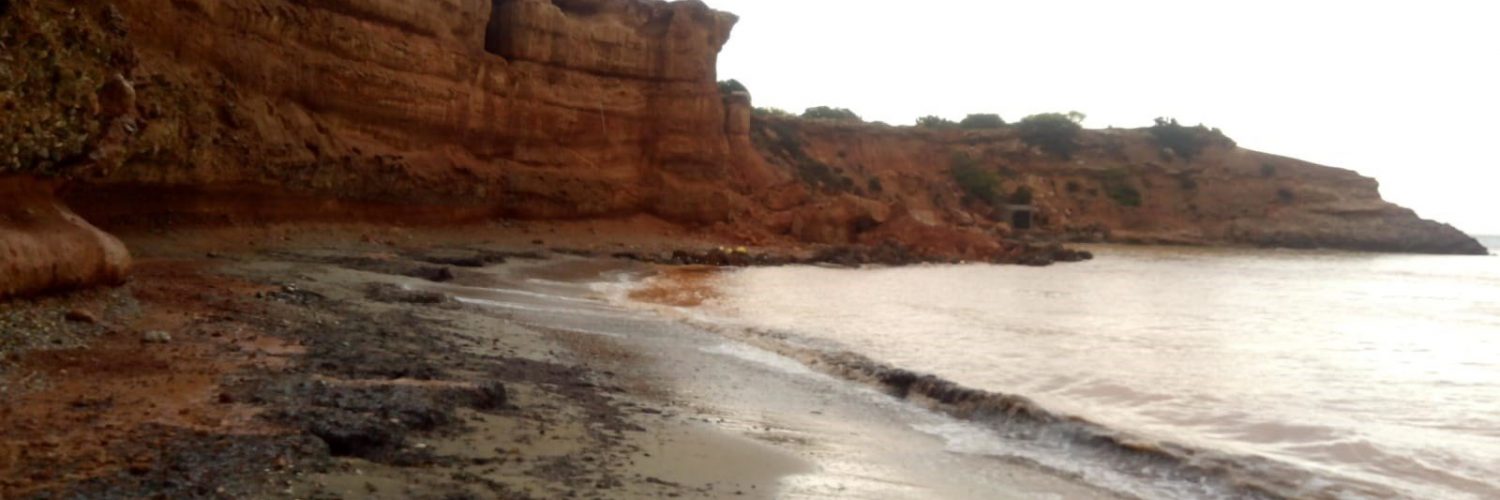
[0,260,295,496]
[628,266,723,308]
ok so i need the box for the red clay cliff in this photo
[0,0,1485,296]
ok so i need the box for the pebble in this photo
[65,309,100,324]
[142,331,173,344]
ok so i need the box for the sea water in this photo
[700,244,1500,499]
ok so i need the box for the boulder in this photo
[1,177,131,299]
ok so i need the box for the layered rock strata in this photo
[749,118,1485,255]
[0,0,1485,296]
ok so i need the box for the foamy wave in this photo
[648,304,1400,500]
[701,343,822,377]
[434,282,600,304]
[454,297,632,320]
[608,268,1408,499]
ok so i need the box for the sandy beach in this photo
[0,223,1115,499]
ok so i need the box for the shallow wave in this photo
[605,267,1492,499]
[775,338,1398,499]
[628,300,1403,499]
[701,343,823,377]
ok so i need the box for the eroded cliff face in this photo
[66,0,777,224]
[1,0,778,296]
[747,118,1486,255]
[0,0,1485,296]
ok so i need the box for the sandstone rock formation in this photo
[0,0,1485,297]
[2,2,138,297]
[66,0,772,224]
[1,177,131,299]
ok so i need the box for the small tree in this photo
[802,106,862,122]
[1017,113,1083,159]
[717,79,748,94]
[959,113,1006,129]
[950,153,1002,206]
[1009,186,1034,205]
[1149,117,1234,160]
[916,115,958,129]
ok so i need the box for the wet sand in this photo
[0,225,1115,498]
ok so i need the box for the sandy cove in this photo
[0,222,1119,499]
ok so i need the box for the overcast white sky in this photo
[708,0,1500,235]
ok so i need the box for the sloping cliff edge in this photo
[0,0,1484,296]
[751,117,1486,255]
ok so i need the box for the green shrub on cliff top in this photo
[916,115,958,129]
[1149,117,1235,160]
[754,107,796,118]
[1016,113,1084,159]
[950,153,1002,206]
[718,79,749,95]
[802,106,863,122]
[959,113,1006,129]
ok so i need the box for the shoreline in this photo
[9,224,1477,498]
[637,252,1499,500]
[0,225,1112,499]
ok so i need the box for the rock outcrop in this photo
[0,0,1485,297]
[2,2,139,297]
[1,177,131,299]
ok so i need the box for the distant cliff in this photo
[0,0,1484,296]
[746,117,1486,255]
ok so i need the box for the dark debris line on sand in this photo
[7,242,1092,499]
[40,248,678,499]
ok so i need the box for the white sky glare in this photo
[707,0,1500,235]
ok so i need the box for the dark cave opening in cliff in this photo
[487,0,604,55]
[484,1,507,56]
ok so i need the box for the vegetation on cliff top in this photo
[1148,117,1236,160]
[802,106,863,122]
[916,114,1006,130]
[717,79,748,95]
[959,113,1006,129]
[1016,113,1085,159]
[754,107,796,118]
[916,116,958,129]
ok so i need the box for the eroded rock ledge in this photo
[0,177,131,299]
